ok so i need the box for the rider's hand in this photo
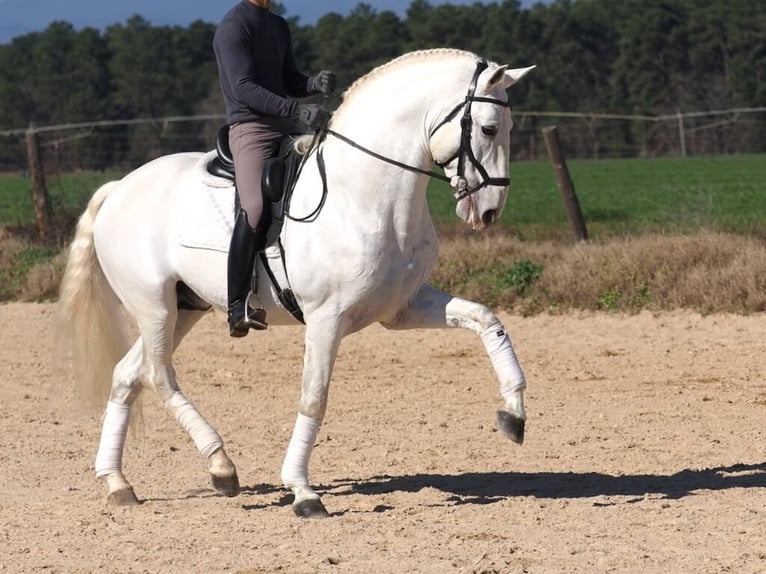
[297,103,331,132]
[307,71,336,96]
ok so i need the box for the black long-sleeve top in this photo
[213,1,310,127]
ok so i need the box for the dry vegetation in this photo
[3,225,765,315]
[434,230,766,314]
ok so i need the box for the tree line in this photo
[0,0,764,169]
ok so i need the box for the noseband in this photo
[430,59,511,200]
[324,59,511,202]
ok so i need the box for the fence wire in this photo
[1,108,765,174]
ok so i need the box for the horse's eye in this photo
[481,125,498,137]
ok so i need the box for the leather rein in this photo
[323,59,511,201]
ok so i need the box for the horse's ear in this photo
[485,65,509,89]
[503,65,536,88]
[486,65,536,90]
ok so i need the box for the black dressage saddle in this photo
[207,124,302,211]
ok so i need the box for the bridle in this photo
[430,59,511,199]
[324,59,511,202]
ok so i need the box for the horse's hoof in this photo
[211,472,240,497]
[107,487,141,506]
[293,498,330,519]
[497,410,525,444]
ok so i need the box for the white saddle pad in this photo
[179,151,236,253]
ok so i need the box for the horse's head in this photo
[430,60,535,229]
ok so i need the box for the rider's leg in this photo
[227,207,269,336]
[227,122,282,337]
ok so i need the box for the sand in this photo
[1,303,764,573]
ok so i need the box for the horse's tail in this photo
[57,181,131,409]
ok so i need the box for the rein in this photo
[324,128,451,183]
[324,59,511,201]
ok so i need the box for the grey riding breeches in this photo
[229,121,284,229]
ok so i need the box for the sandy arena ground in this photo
[0,302,764,573]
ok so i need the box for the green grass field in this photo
[1,155,764,309]
[427,154,766,237]
[0,171,119,228]
[1,155,764,237]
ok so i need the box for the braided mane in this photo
[336,49,478,111]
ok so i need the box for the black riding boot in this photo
[227,208,268,337]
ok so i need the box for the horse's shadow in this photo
[324,462,765,506]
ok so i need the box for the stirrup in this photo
[228,300,268,337]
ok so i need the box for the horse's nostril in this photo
[481,209,497,225]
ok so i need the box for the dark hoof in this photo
[107,487,141,506]
[497,410,525,444]
[293,498,330,519]
[211,473,240,497]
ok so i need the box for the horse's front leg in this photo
[281,314,344,518]
[382,284,527,443]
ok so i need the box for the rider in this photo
[213,0,335,337]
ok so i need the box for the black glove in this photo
[307,70,336,96]
[297,103,330,132]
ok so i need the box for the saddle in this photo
[206,124,306,323]
[207,125,303,241]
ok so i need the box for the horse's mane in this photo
[291,49,479,155]
[336,48,478,114]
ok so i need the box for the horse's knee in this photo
[445,298,497,333]
[473,305,498,330]
[298,396,327,421]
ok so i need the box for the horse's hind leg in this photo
[382,284,527,443]
[96,304,238,504]
[95,339,144,506]
[170,309,239,497]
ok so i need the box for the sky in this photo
[0,0,540,45]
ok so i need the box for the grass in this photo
[1,155,765,311]
[426,154,766,237]
[433,231,766,315]
[0,244,59,300]
[0,171,119,227]
[1,155,764,235]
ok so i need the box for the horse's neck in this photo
[322,60,463,226]
[332,59,461,155]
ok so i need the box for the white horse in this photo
[58,49,534,518]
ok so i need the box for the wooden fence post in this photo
[542,125,588,242]
[676,110,687,158]
[25,123,52,240]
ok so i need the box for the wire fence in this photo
[511,107,766,161]
[1,107,765,175]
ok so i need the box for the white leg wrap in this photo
[481,321,526,401]
[166,392,223,458]
[281,414,321,489]
[95,401,131,478]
